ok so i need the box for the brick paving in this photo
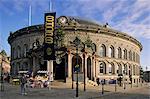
[0,82,149,99]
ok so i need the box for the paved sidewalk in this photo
[0,82,149,99]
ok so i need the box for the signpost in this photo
[44,12,56,60]
[44,12,56,90]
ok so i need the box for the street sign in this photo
[73,73,84,82]
[74,64,80,72]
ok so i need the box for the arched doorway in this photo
[54,54,68,80]
[87,57,91,80]
[72,55,82,73]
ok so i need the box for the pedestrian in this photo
[96,78,100,86]
[7,75,10,83]
[20,74,27,95]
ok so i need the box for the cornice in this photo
[8,23,142,51]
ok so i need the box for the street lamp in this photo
[83,52,86,91]
[71,37,82,97]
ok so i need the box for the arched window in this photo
[17,46,21,58]
[92,43,97,52]
[129,50,132,60]
[123,49,127,59]
[118,47,122,59]
[99,62,106,74]
[12,47,15,59]
[116,64,119,74]
[133,65,136,75]
[129,65,131,75]
[100,44,106,57]
[108,64,112,73]
[23,62,28,71]
[111,63,115,74]
[23,44,28,57]
[133,52,135,61]
[17,62,20,71]
[136,53,138,62]
[124,64,128,75]
[118,63,122,74]
[109,45,115,58]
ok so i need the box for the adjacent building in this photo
[0,51,11,76]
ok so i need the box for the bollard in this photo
[102,83,104,94]
[115,80,117,92]
[124,82,126,90]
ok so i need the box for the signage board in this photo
[44,12,56,60]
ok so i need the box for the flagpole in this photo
[28,5,32,26]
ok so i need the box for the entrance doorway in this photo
[87,57,91,80]
[54,55,68,80]
[72,55,82,73]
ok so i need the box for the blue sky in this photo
[0,0,150,70]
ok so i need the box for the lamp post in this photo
[64,53,67,83]
[83,53,86,91]
[71,37,82,97]
[102,79,104,94]
[115,79,117,92]
[76,44,79,97]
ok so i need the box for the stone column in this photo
[96,59,99,78]
[68,53,73,77]
[33,57,36,73]
[85,54,88,83]
[47,60,53,81]
[92,56,95,81]
[91,56,93,80]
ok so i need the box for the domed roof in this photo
[65,16,102,26]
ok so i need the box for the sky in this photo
[0,0,150,70]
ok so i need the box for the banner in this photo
[44,12,56,60]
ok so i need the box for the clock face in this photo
[46,47,52,55]
[58,16,67,24]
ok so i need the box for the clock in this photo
[46,47,52,55]
[58,16,67,24]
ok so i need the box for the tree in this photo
[0,50,7,56]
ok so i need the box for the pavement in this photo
[0,81,150,99]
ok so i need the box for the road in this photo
[93,87,150,99]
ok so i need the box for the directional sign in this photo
[74,64,80,72]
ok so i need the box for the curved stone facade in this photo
[8,16,142,85]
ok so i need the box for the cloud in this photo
[1,0,150,39]
[59,0,150,39]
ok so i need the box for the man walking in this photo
[20,74,27,95]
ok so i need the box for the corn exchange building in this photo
[8,16,142,85]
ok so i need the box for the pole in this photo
[102,83,104,94]
[49,0,52,12]
[83,52,86,91]
[72,67,74,89]
[76,44,78,97]
[47,61,51,90]
[131,79,132,88]
[64,53,66,83]
[28,5,32,26]
[115,80,117,92]
[124,78,126,90]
